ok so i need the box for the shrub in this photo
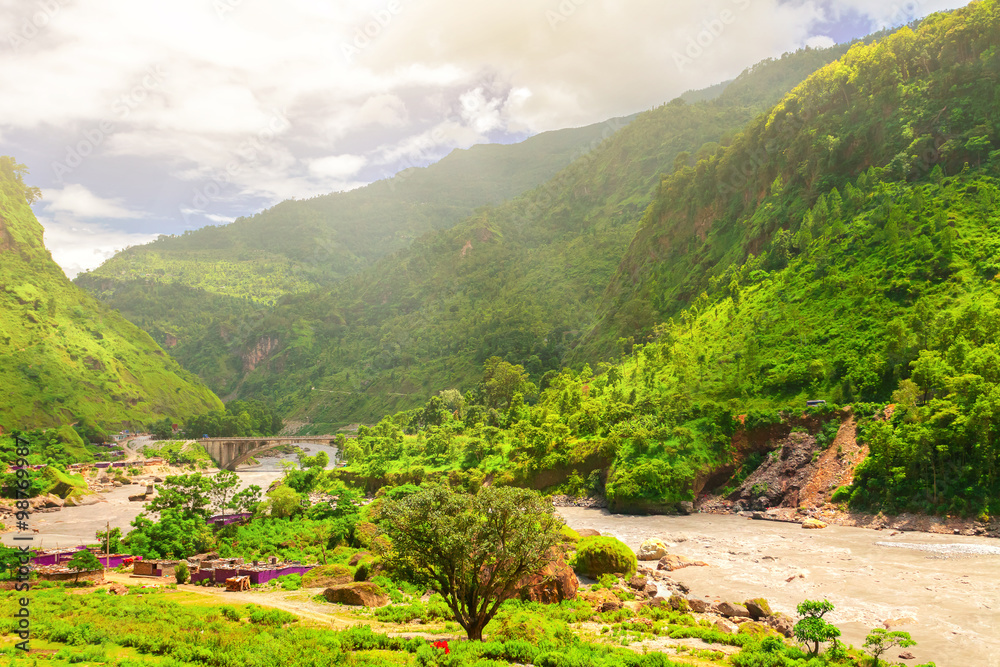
[573,536,636,579]
[830,485,852,503]
[174,561,189,584]
[560,525,581,543]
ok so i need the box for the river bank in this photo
[559,506,1000,667]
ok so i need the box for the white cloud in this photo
[0,0,977,275]
[309,154,367,180]
[42,184,145,219]
[37,216,159,279]
[806,35,837,49]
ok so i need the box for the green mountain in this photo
[582,5,1000,359]
[336,0,1000,519]
[75,119,635,391]
[0,157,223,429]
[217,44,851,426]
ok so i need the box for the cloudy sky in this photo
[0,0,973,277]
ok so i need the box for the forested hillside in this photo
[332,0,1000,520]
[0,158,223,429]
[216,44,851,425]
[74,119,631,391]
[582,2,1000,358]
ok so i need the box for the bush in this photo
[174,561,189,584]
[830,485,852,503]
[278,574,302,591]
[560,525,581,543]
[573,536,636,579]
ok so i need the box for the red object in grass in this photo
[431,640,449,654]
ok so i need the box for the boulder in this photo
[574,536,637,579]
[744,598,772,620]
[637,538,669,561]
[348,551,371,567]
[580,588,622,612]
[899,652,916,660]
[687,597,711,613]
[677,501,695,515]
[576,529,601,538]
[303,564,354,588]
[107,583,128,596]
[41,495,64,508]
[518,553,578,604]
[765,612,794,638]
[656,554,708,572]
[666,594,688,611]
[642,583,658,598]
[714,618,738,634]
[716,601,750,618]
[738,621,777,637]
[627,575,647,590]
[322,582,389,608]
[802,518,827,529]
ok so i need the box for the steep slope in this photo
[0,158,223,429]
[75,119,632,391]
[328,2,1000,523]
[225,44,851,427]
[581,1,1000,359]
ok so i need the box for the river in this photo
[559,507,1000,667]
[1,442,340,551]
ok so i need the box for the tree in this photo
[382,485,563,641]
[146,473,214,519]
[0,545,23,580]
[209,470,240,518]
[481,357,536,411]
[266,485,301,518]
[96,526,123,554]
[125,509,213,560]
[864,628,916,665]
[793,599,841,656]
[174,561,190,584]
[67,550,102,583]
[230,484,263,515]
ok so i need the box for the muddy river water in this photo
[559,507,1000,667]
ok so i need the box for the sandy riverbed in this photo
[559,507,1000,667]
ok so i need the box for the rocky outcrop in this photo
[744,598,772,620]
[716,601,750,618]
[766,612,795,638]
[242,336,279,372]
[656,554,708,572]
[303,564,354,588]
[728,431,825,510]
[518,552,578,604]
[637,538,669,561]
[323,582,389,607]
[579,588,623,613]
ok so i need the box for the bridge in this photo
[200,436,341,471]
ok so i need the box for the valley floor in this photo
[559,507,1000,666]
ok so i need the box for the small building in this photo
[806,400,827,407]
[133,560,178,578]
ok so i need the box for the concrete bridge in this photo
[200,436,341,471]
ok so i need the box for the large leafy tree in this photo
[209,470,240,518]
[146,473,213,519]
[125,509,213,559]
[381,485,563,641]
